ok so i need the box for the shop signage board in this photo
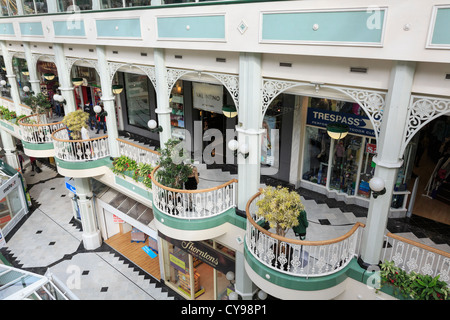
[307,107,375,137]
[0,174,19,200]
[192,82,223,114]
[113,214,124,223]
[64,177,76,194]
[159,232,235,275]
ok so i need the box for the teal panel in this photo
[53,20,86,37]
[22,141,54,150]
[262,10,385,44]
[431,8,450,45]
[0,23,14,36]
[114,176,152,201]
[96,18,141,38]
[157,15,225,40]
[19,22,43,36]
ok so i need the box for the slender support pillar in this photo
[23,42,41,94]
[53,43,77,113]
[234,251,256,300]
[153,48,172,147]
[96,45,119,157]
[0,129,19,170]
[237,52,263,210]
[359,61,416,267]
[0,41,22,114]
[73,177,101,250]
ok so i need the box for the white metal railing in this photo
[245,191,365,278]
[18,114,65,144]
[151,166,237,219]
[382,233,450,285]
[51,128,110,162]
[117,138,160,167]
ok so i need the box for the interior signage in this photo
[0,174,18,199]
[159,232,235,275]
[307,107,375,137]
[192,82,223,114]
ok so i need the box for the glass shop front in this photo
[159,232,236,300]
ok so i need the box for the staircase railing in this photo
[116,138,160,166]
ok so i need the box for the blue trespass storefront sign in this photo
[306,107,375,137]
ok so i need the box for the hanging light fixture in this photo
[222,105,237,118]
[112,84,123,95]
[43,73,55,81]
[21,68,29,76]
[326,122,349,140]
[72,77,83,86]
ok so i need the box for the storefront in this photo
[72,65,102,108]
[159,233,236,300]
[11,56,30,103]
[95,185,161,279]
[300,97,413,207]
[0,160,29,238]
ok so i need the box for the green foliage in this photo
[22,92,51,115]
[63,110,89,140]
[380,260,450,300]
[0,106,17,121]
[256,186,305,237]
[156,138,192,189]
[112,156,153,189]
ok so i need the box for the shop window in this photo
[329,135,362,195]
[0,187,22,230]
[124,73,151,129]
[23,0,48,14]
[358,138,376,198]
[302,126,330,186]
[170,80,185,139]
[1,0,18,15]
[58,0,92,11]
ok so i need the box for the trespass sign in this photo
[307,107,375,137]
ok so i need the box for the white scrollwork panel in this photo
[401,96,450,155]
[107,62,157,89]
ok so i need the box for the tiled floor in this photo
[0,157,448,300]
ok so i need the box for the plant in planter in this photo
[112,156,154,189]
[112,155,137,177]
[156,138,192,189]
[379,260,450,300]
[62,110,89,140]
[256,186,305,238]
[22,92,51,119]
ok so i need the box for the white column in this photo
[359,61,416,267]
[234,251,256,300]
[153,48,172,147]
[23,42,41,94]
[96,45,119,157]
[237,52,263,210]
[0,41,22,114]
[53,43,77,113]
[0,129,19,170]
[73,177,102,250]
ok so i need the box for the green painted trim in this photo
[244,244,361,291]
[431,7,450,45]
[153,203,246,231]
[114,175,152,201]
[55,157,111,170]
[0,120,15,131]
[22,140,54,150]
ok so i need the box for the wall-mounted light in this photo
[148,119,163,133]
[94,105,102,114]
[23,86,30,92]
[21,68,29,76]
[369,177,386,199]
[326,122,349,140]
[72,77,83,86]
[0,80,6,86]
[43,73,55,81]
[53,93,66,104]
[228,139,249,159]
[1,66,6,71]
[112,84,123,95]
[222,105,237,118]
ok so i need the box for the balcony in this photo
[150,165,238,241]
[244,190,366,299]
[17,114,65,158]
[51,127,111,177]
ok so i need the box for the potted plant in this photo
[62,110,89,140]
[256,186,305,238]
[156,138,192,189]
[22,92,51,121]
